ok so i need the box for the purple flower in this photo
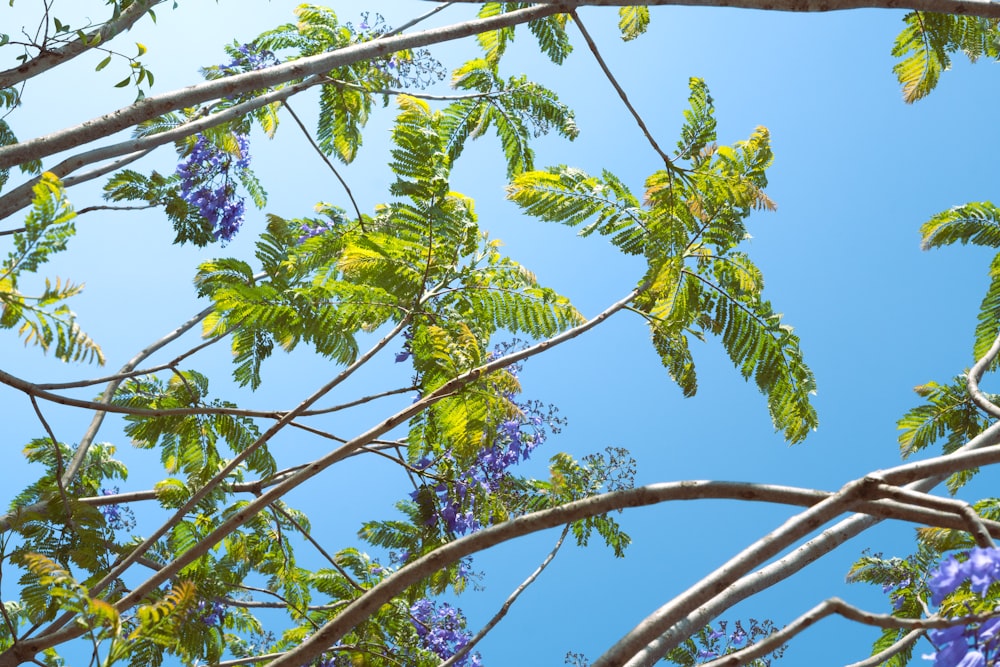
[929,626,966,648]
[956,650,986,667]
[298,220,337,243]
[966,547,1000,596]
[409,599,481,667]
[176,133,252,243]
[197,600,226,627]
[978,617,1000,647]
[99,487,133,530]
[218,44,279,73]
[934,637,970,667]
[930,555,967,605]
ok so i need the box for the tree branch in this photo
[445,0,1000,18]
[0,3,570,172]
[844,629,925,667]
[611,419,1000,667]
[967,330,1000,417]
[571,10,672,166]
[0,0,164,89]
[699,597,991,667]
[439,526,570,667]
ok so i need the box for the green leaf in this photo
[619,6,651,41]
[897,377,992,492]
[891,12,999,103]
[921,201,1000,249]
[676,78,717,161]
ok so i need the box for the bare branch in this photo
[612,419,1000,667]
[873,482,994,548]
[570,11,672,166]
[447,0,1000,19]
[440,526,570,667]
[968,331,1000,417]
[844,629,924,667]
[282,100,365,227]
[700,597,990,667]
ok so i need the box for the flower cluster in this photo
[176,133,251,243]
[924,547,1000,667]
[196,600,226,628]
[217,43,279,74]
[395,327,414,363]
[409,599,482,667]
[299,220,338,243]
[99,487,135,531]
[421,396,559,536]
[407,340,565,536]
[346,12,446,89]
[883,576,911,611]
[697,623,749,661]
[664,619,784,666]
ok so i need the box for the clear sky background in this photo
[2,1,999,665]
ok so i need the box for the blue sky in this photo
[3,1,999,665]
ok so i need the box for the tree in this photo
[3,1,1000,666]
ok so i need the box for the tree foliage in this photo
[1,2,1000,667]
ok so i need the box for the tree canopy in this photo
[3,2,1000,667]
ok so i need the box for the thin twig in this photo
[571,10,673,166]
[17,315,415,652]
[282,100,366,229]
[266,501,363,591]
[439,526,570,667]
[28,396,75,532]
[34,332,232,390]
[0,304,214,532]
[383,2,457,38]
[76,204,155,216]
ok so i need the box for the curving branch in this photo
[844,629,925,667]
[282,100,364,227]
[605,331,1000,666]
[873,482,995,548]
[609,420,1000,667]
[698,597,994,667]
[250,468,1000,667]
[967,330,1000,418]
